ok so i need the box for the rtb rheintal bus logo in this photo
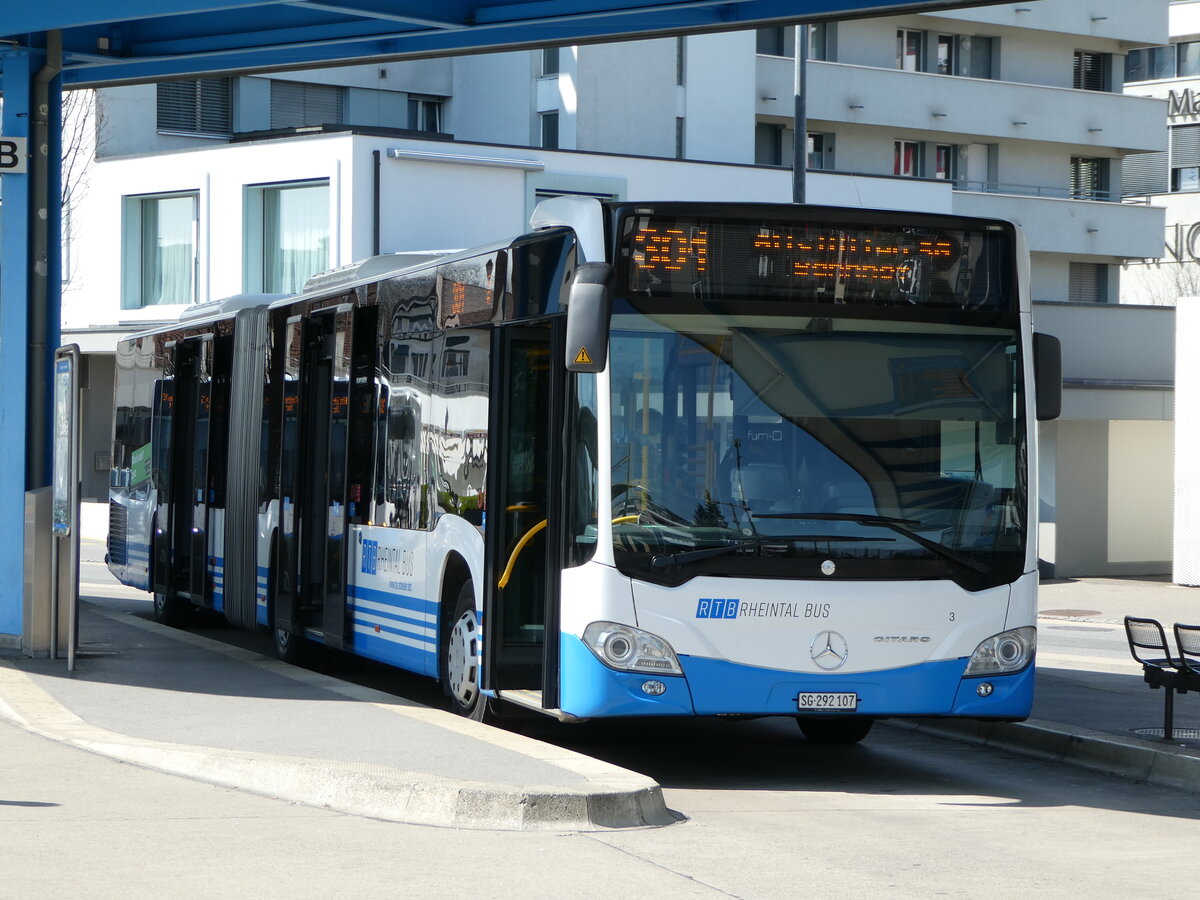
[361,539,379,575]
[696,598,740,619]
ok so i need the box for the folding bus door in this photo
[153,336,212,604]
[276,306,354,648]
[483,321,567,711]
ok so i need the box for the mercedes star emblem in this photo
[810,630,849,670]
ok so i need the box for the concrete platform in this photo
[5,561,1200,832]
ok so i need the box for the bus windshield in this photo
[607,309,1026,590]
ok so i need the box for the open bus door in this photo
[483,320,567,713]
[275,306,354,652]
[153,335,213,608]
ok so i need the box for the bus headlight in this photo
[583,622,683,675]
[964,626,1036,676]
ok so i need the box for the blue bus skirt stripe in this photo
[347,584,438,617]
[558,633,1034,718]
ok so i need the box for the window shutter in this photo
[1172,124,1200,168]
[157,79,231,135]
[270,80,344,129]
[1073,51,1107,91]
[1068,262,1108,303]
[1122,151,1168,196]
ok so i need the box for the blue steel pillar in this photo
[0,45,62,642]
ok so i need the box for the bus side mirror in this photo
[1033,332,1062,422]
[565,263,612,373]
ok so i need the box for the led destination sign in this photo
[622,214,1013,310]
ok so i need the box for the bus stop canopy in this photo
[2,0,1002,85]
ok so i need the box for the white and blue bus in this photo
[108,198,1061,743]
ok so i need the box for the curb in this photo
[893,716,1200,793]
[0,611,676,832]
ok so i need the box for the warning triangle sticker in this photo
[574,346,593,365]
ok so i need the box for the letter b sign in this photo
[0,137,28,174]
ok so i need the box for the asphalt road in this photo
[48,546,1200,897]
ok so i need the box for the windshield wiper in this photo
[650,534,883,569]
[752,511,986,573]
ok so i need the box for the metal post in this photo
[792,24,808,205]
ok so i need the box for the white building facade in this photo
[64,0,1170,577]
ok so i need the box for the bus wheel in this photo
[443,581,489,722]
[796,716,874,744]
[152,592,192,628]
[274,625,311,667]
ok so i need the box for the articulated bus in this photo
[108,198,1061,743]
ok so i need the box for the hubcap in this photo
[447,610,479,708]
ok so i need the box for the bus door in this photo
[483,321,567,711]
[154,336,212,603]
[278,306,353,648]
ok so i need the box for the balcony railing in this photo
[953,180,1118,202]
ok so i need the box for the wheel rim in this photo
[447,609,479,709]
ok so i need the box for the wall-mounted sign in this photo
[0,136,28,174]
[1169,89,1200,119]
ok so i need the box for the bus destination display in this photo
[622,215,1012,310]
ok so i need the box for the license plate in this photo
[797,692,858,711]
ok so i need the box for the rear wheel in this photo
[442,580,491,722]
[797,716,874,744]
[152,591,193,628]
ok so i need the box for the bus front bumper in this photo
[557,633,1034,720]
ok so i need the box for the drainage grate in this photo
[1132,727,1200,740]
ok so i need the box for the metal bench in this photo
[1124,616,1200,741]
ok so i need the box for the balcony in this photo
[757,59,1166,154]
[1031,300,1174,421]
[952,190,1165,260]
[930,1,1165,48]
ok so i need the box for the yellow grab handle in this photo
[498,519,548,589]
[611,515,640,525]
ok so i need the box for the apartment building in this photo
[1119,0,1200,584]
[64,0,1169,576]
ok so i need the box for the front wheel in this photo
[442,581,491,722]
[152,591,193,628]
[274,624,313,667]
[797,716,874,744]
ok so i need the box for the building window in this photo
[269,80,344,129]
[541,47,560,77]
[807,132,833,170]
[1073,51,1110,91]
[755,122,786,166]
[1179,41,1200,78]
[808,23,834,61]
[1125,45,1174,82]
[897,29,922,71]
[1175,167,1200,192]
[246,180,330,294]
[756,27,793,57]
[933,144,958,180]
[408,95,444,133]
[1171,123,1200,194]
[157,79,231,136]
[935,34,957,75]
[1070,156,1109,200]
[540,112,560,149]
[676,36,686,84]
[894,140,921,177]
[1068,262,1109,303]
[122,192,198,308]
